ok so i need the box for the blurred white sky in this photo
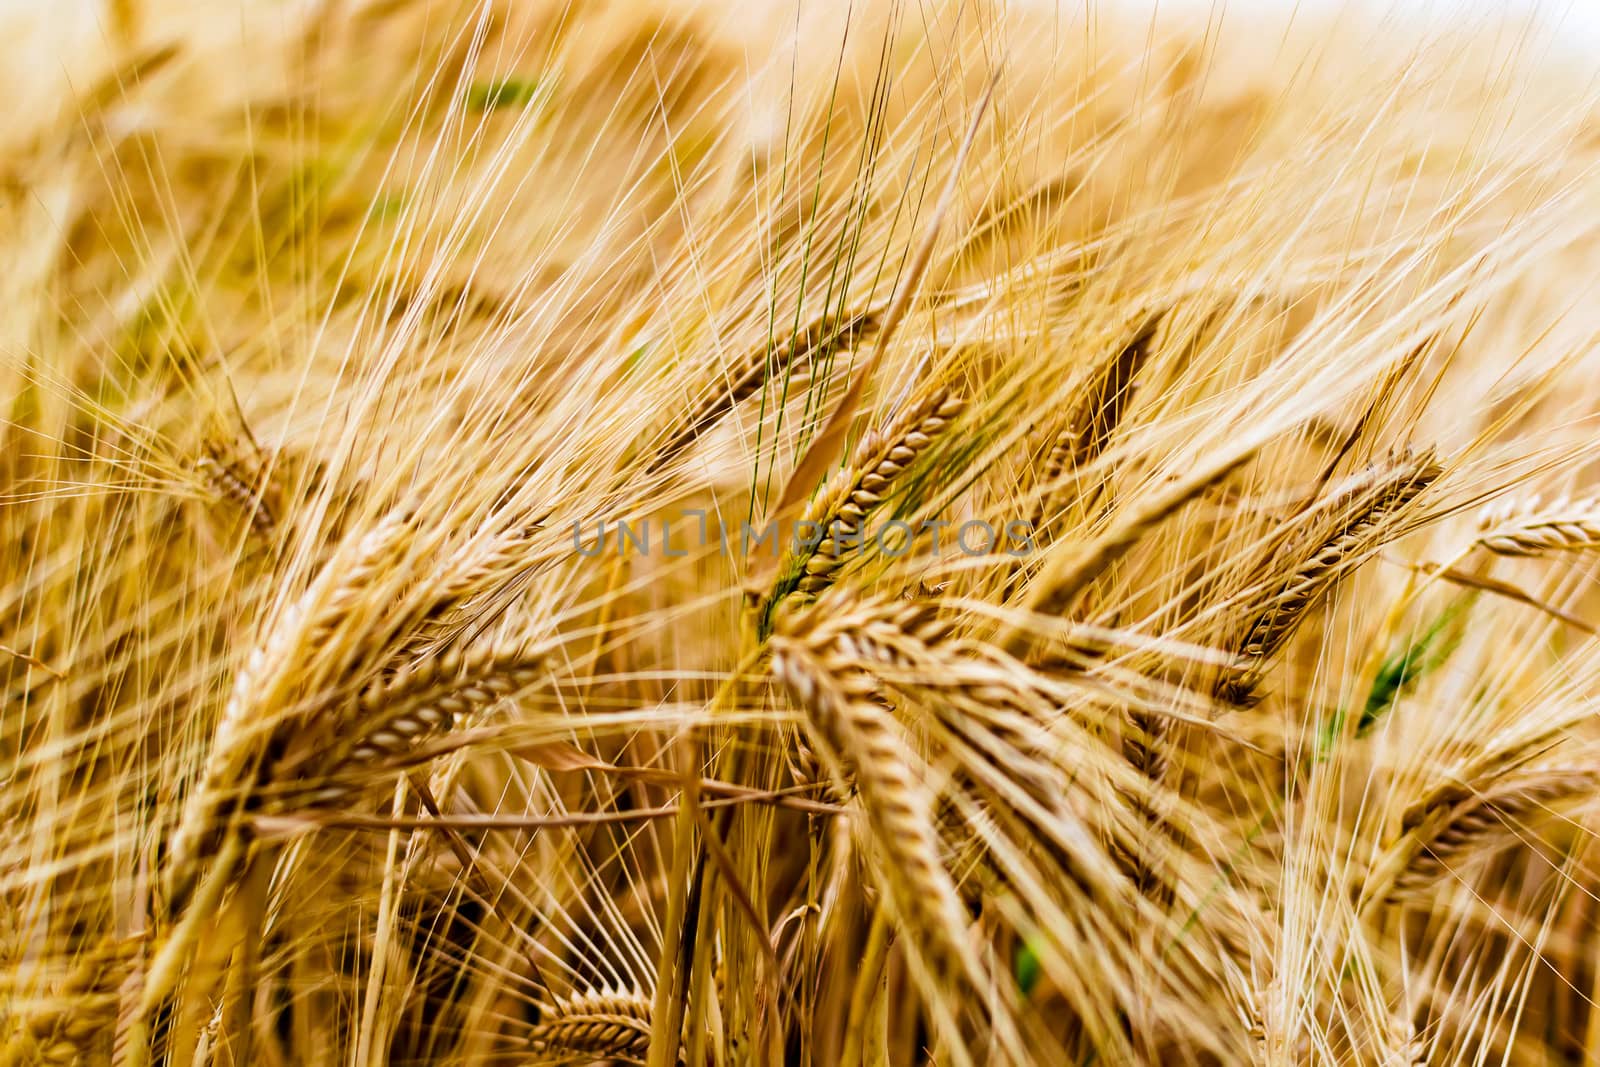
[1142,0,1600,42]
[3,1,1597,47]
[1068,0,1600,75]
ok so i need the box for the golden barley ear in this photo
[1216,449,1442,705]
[1,932,145,1065]
[770,611,1003,1067]
[194,444,279,533]
[273,636,556,806]
[746,76,997,597]
[755,385,966,632]
[1032,310,1163,530]
[1368,767,1597,907]
[526,985,675,1065]
[1475,493,1600,556]
[163,505,416,909]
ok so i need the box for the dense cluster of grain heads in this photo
[4,1,1600,1064]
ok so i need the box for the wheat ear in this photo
[812,595,1215,1061]
[1367,767,1596,905]
[1032,313,1162,530]
[822,598,1074,807]
[770,619,983,1067]
[420,520,550,616]
[1217,450,1441,704]
[527,985,676,1065]
[165,506,414,908]
[195,448,278,533]
[1381,1013,1428,1067]
[758,387,964,629]
[273,637,555,805]
[1475,493,1600,556]
[832,597,1165,900]
[1,934,142,1065]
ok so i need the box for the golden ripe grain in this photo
[7,1,1600,1063]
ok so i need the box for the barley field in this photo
[3,1,1600,1064]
